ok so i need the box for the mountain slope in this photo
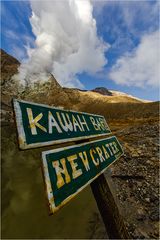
[0,49,150,107]
[1,49,159,239]
[0,49,158,124]
[91,87,112,96]
[110,90,151,103]
[1,49,20,86]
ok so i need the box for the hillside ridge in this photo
[1,49,150,105]
[1,48,159,239]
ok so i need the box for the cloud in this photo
[93,0,159,36]
[4,30,19,40]
[121,0,159,36]
[18,0,109,88]
[109,30,159,87]
[93,0,159,57]
[1,1,35,62]
[2,29,34,61]
[11,46,28,61]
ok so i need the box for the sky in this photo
[1,0,160,101]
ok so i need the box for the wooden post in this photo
[90,174,130,239]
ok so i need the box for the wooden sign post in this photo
[13,99,130,239]
[42,136,123,214]
[13,99,110,149]
[91,175,130,239]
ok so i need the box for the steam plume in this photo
[18,0,109,88]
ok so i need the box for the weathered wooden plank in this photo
[13,99,111,149]
[41,136,123,214]
[91,174,130,239]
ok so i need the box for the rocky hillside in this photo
[1,49,159,239]
[89,120,159,239]
[1,49,158,126]
[91,87,112,96]
[1,49,20,85]
[1,49,158,109]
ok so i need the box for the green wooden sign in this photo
[13,99,111,149]
[42,136,123,214]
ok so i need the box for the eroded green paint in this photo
[13,99,111,149]
[42,136,123,213]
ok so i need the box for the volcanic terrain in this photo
[1,49,159,239]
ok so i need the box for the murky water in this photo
[2,125,102,239]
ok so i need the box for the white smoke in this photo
[18,0,109,88]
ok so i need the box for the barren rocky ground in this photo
[88,119,159,239]
[1,49,159,239]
